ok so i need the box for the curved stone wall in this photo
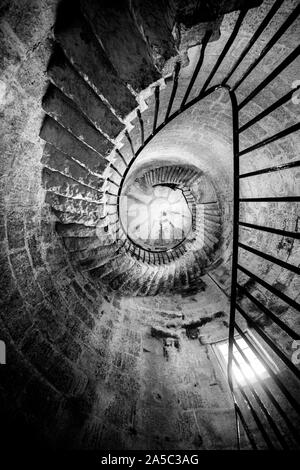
[0,0,299,450]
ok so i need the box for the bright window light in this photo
[215,336,276,387]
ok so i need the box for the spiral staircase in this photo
[40,0,237,296]
[6,0,297,450]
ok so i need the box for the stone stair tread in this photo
[42,143,104,190]
[48,46,124,139]
[40,116,108,175]
[42,167,103,203]
[43,85,112,156]
[80,0,160,92]
[55,2,137,118]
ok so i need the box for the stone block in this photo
[6,210,25,249]
[56,223,96,238]
[74,302,95,330]
[9,250,44,305]
[27,233,43,268]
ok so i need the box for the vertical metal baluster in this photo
[125,130,135,158]
[200,10,247,95]
[181,29,212,108]
[222,0,284,85]
[116,149,127,167]
[232,3,300,92]
[152,85,160,134]
[137,109,144,147]
[165,61,181,122]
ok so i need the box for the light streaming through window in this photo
[216,337,271,386]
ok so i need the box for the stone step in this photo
[51,208,98,227]
[109,260,140,291]
[194,227,220,242]
[78,249,121,272]
[152,272,167,296]
[48,46,124,140]
[71,242,120,264]
[135,266,154,296]
[42,144,103,190]
[56,223,96,238]
[40,116,108,176]
[201,244,214,262]
[80,0,160,92]
[194,223,219,241]
[89,253,125,279]
[204,230,219,246]
[55,2,137,119]
[180,170,200,185]
[146,270,161,296]
[42,168,103,203]
[42,85,112,156]
[45,192,102,218]
[115,261,144,292]
[100,255,136,283]
[63,235,102,252]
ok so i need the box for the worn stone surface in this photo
[54,1,137,119]
[42,168,103,202]
[0,0,299,452]
[47,46,124,139]
[42,85,112,156]
[42,143,104,190]
[131,0,178,71]
[40,117,109,175]
[81,0,160,92]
